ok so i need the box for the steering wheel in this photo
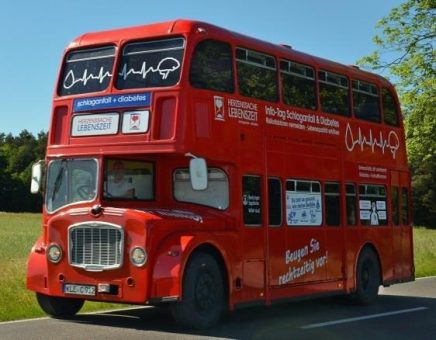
[76,185,94,200]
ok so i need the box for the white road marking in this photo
[301,307,429,329]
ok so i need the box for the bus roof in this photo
[69,19,392,88]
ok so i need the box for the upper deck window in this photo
[236,48,278,102]
[353,80,381,123]
[382,88,400,127]
[280,60,317,110]
[190,39,234,93]
[319,70,350,116]
[116,38,185,89]
[59,46,116,96]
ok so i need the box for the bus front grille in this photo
[68,223,123,271]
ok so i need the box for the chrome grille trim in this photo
[68,222,124,271]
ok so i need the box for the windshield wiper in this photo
[51,159,67,202]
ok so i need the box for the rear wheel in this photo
[36,293,84,317]
[170,252,224,329]
[353,248,381,305]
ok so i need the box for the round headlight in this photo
[130,247,147,267]
[47,244,62,263]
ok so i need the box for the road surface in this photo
[1,277,435,339]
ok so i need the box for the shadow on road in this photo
[66,294,436,339]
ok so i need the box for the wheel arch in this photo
[354,242,383,288]
[182,243,230,303]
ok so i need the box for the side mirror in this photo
[189,157,208,191]
[30,161,44,194]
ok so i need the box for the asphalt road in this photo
[1,277,435,340]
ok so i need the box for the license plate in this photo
[64,284,96,296]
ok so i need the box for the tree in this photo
[358,0,436,227]
[0,130,47,212]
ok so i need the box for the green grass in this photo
[0,212,435,322]
[413,227,436,277]
[0,213,127,322]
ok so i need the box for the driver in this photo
[107,161,134,198]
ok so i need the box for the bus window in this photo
[382,88,400,127]
[59,46,116,96]
[174,168,229,210]
[190,39,234,93]
[325,182,341,226]
[280,60,317,110]
[116,38,185,89]
[401,187,409,225]
[104,159,154,200]
[346,183,357,226]
[353,80,381,123]
[236,48,278,102]
[268,178,282,226]
[359,184,387,226]
[319,70,350,116]
[243,175,262,226]
[391,186,400,226]
[286,179,322,226]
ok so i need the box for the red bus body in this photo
[27,20,413,327]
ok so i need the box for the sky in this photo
[0,0,404,136]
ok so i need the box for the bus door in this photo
[391,171,413,280]
[241,175,265,302]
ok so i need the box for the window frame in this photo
[173,167,230,210]
[280,59,317,110]
[268,177,283,227]
[352,79,381,123]
[318,69,351,116]
[242,175,263,226]
[189,39,235,93]
[236,47,279,102]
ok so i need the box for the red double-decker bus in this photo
[27,20,413,329]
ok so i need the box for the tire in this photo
[36,293,84,317]
[353,248,381,305]
[170,252,224,329]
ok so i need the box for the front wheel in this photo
[36,293,84,317]
[170,252,224,329]
[352,248,381,305]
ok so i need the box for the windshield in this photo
[46,159,98,212]
[116,38,185,89]
[104,159,154,200]
[59,46,116,96]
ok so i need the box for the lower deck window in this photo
[359,184,387,226]
[174,168,229,210]
[286,180,322,226]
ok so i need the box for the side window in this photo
[353,80,381,123]
[391,186,400,226]
[280,60,317,110]
[401,187,410,225]
[319,70,350,116]
[382,88,400,127]
[268,178,282,226]
[236,48,278,102]
[286,180,322,226]
[346,183,357,225]
[359,184,388,226]
[174,168,229,209]
[325,182,340,226]
[243,175,262,225]
[190,39,234,93]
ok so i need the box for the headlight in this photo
[47,244,62,263]
[130,247,147,267]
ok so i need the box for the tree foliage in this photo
[0,131,47,212]
[358,0,436,226]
